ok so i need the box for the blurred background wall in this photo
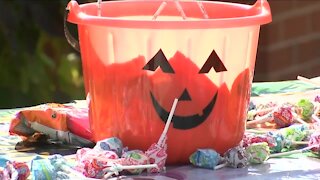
[0,0,319,108]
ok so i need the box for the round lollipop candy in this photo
[296,99,314,121]
[121,150,149,174]
[223,146,248,168]
[245,142,270,164]
[308,131,320,153]
[242,133,276,148]
[94,137,123,157]
[273,106,294,128]
[189,149,222,169]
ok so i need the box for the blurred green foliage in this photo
[0,0,89,108]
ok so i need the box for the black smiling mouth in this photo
[150,92,218,130]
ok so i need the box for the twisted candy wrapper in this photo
[281,124,309,141]
[308,131,320,153]
[296,99,314,121]
[273,106,294,128]
[122,150,149,174]
[0,161,30,180]
[224,146,248,168]
[145,141,167,173]
[243,133,276,148]
[246,142,270,164]
[75,148,119,178]
[189,149,221,169]
[94,137,124,157]
[266,132,288,153]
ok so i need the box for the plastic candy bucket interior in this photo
[66,0,272,164]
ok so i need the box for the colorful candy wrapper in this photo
[296,99,314,121]
[224,146,248,168]
[266,132,288,153]
[31,156,56,180]
[242,133,276,148]
[3,161,30,180]
[75,148,119,178]
[145,98,178,173]
[121,150,149,174]
[94,137,123,157]
[308,131,320,153]
[0,156,10,168]
[273,106,294,128]
[280,124,308,142]
[189,149,221,169]
[0,167,10,180]
[245,142,270,164]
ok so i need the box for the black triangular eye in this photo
[179,89,192,101]
[199,50,227,74]
[142,49,175,73]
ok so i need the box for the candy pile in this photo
[247,97,320,128]
[73,137,158,178]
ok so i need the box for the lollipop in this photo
[189,149,222,169]
[247,103,308,127]
[121,150,149,174]
[308,131,320,153]
[94,137,123,157]
[242,133,276,148]
[273,106,294,128]
[223,146,248,168]
[296,99,314,121]
[245,142,270,164]
[145,98,179,173]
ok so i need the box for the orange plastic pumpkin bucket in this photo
[66,0,272,164]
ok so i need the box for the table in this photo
[1,79,320,179]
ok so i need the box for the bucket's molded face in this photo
[68,0,272,164]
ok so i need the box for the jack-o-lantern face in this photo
[88,47,250,164]
[142,49,227,129]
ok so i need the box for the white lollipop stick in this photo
[103,164,158,179]
[297,76,320,87]
[174,0,187,20]
[292,111,309,125]
[269,145,319,158]
[214,163,227,170]
[158,98,179,146]
[152,2,167,20]
[196,1,209,19]
[97,0,102,16]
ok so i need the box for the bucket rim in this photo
[66,0,272,29]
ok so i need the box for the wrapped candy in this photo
[280,124,309,142]
[266,132,288,153]
[273,106,294,128]
[245,142,270,164]
[121,150,149,174]
[308,131,320,153]
[75,148,119,178]
[189,149,221,169]
[0,161,30,180]
[94,137,123,157]
[31,155,87,180]
[242,133,276,148]
[296,99,314,121]
[223,146,248,168]
[145,98,179,173]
